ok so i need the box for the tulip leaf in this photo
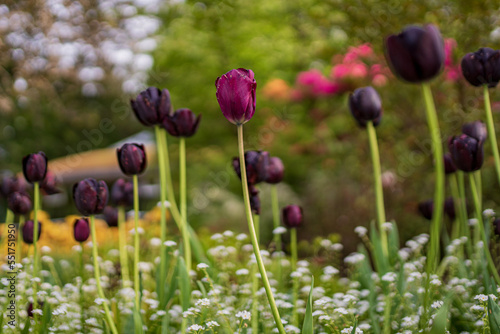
[40,302,52,334]
[188,224,212,266]
[488,295,500,334]
[301,276,314,334]
[133,304,144,334]
[430,299,450,334]
[21,317,30,334]
[161,312,170,334]
[197,280,208,298]
[370,220,389,275]
[387,220,400,266]
[178,256,191,311]
[358,245,381,334]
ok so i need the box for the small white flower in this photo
[236,233,248,241]
[129,227,145,235]
[187,324,204,332]
[150,238,162,247]
[468,218,478,226]
[431,301,443,309]
[236,268,249,276]
[273,226,287,235]
[236,310,251,320]
[381,272,397,282]
[164,240,177,247]
[474,294,488,302]
[195,298,210,307]
[354,226,368,237]
[483,209,495,218]
[197,263,209,270]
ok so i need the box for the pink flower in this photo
[332,62,368,80]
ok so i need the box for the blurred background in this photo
[1,0,500,252]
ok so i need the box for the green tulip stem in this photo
[17,215,24,265]
[132,174,141,308]
[483,86,500,187]
[366,120,388,257]
[79,243,85,334]
[450,174,472,256]
[469,173,500,286]
[179,137,192,274]
[251,213,260,334]
[89,215,118,334]
[421,83,445,272]
[118,206,130,287]
[155,125,168,300]
[237,125,286,334]
[291,227,299,327]
[271,185,282,287]
[32,181,40,317]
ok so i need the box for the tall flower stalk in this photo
[154,125,168,299]
[421,83,445,272]
[216,68,285,332]
[238,125,286,333]
[349,86,388,256]
[90,215,118,334]
[461,48,500,186]
[483,86,500,185]
[23,151,47,319]
[117,206,130,287]
[116,143,147,315]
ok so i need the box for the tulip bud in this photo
[266,157,285,184]
[103,206,119,227]
[384,24,445,83]
[23,220,41,244]
[130,87,172,126]
[215,68,257,125]
[232,151,269,185]
[462,121,487,142]
[444,197,455,221]
[443,153,457,175]
[74,218,90,242]
[282,205,304,228]
[162,108,202,137]
[40,171,61,195]
[418,200,434,220]
[448,134,484,172]
[348,86,383,127]
[8,192,32,215]
[461,48,500,87]
[22,152,48,183]
[73,178,109,216]
[1,175,28,198]
[111,179,134,207]
[117,143,147,176]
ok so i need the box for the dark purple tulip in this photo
[448,134,484,172]
[117,143,147,176]
[266,157,285,184]
[215,68,257,125]
[462,121,487,142]
[103,206,119,227]
[418,200,434,220]
[494,218,500,236]
[22,152,47,183]
[232,151,269,185]
[111,179,134,207]
[73,178,109,216]
[249,185,261,215]
[461,48,500,88]
[443,153,457,175]
[384,24,445,83]
[40,171,61,195]
[348,86,383,127]
[1,175,28,198]
[7,192,32,215]
[162,108,202,137]
[73,218,90,242]
[282,205,304,228]
[444,197,456,221]
[27,302,44,317]
[130,87,172,126]
[22,220,41,244]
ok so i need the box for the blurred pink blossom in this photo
[295,69,340,98]
[443,38,461,82]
